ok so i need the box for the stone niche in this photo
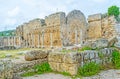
[61,10,87,46]
[48,48,113,75]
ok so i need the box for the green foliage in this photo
[112,50,120,69]
[0,30,15,36]
[78,62,100,76]
[34,62,52,74]
[61,49,72,53]
[60,71,71,76]
[79,46,92,51]
[98,52,104,59]
[21,62,52,77]
[108,5,119,17]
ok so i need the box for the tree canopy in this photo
[108,5,119,17]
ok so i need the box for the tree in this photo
[108,5,119,17]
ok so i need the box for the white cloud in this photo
[5,18,17,25]
[91,0,107,3]
[8,6,20,17]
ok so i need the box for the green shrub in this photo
[78,62,100,76]
[112,50,120,69]
[21,62,52,77]
[34,62,52,74]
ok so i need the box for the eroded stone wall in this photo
[0,36,22,49]
[87,14,117,41]
[48,48,113,75]
[14,10,117,48]
[15,10,88,48]
[0,59,13,79]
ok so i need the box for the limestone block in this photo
[25,50,49,61]
[91,38,108,49]
[48,52,64,63]
[83,52,90,61]
[108,36,118,47]
[88,13,102,22]
[63,52,79,64]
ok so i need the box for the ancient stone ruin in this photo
[0,9,119,79]
[0,10,118,49]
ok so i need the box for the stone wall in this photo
[0,36,22,49]
[0,59,13,79]
[13,58,47,73]
[87,14,102,40]
[87,14,117,41]
[15,10,87,48]
[48,48,114,75]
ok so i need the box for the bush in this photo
[21,62,52,77]
[112,50,120,69]
[78,62,100,76]
[34,62,52,74]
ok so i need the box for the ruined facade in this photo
[87,14,117,41]
[15,10,87,48]
[0,10,117,48]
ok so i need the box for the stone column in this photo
[80,29,83,45]
[30,34,32,48]
[50,33,53,48]
[34,34,36,48]
[31,33,34,48]
[14,36,16,47]
[2,37,4,47]
[29,34,31,48]
[9,37,11,46]
[19,36,21,47]
[42,32,44,48]
[75,30,78,45]
[38,34,40,48]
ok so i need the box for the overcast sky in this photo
[0,0,120,31]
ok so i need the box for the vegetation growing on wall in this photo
[78,62,100,76]
[21,62,52,77]
[112,49,120,69]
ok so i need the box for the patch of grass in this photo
[21,62,52,77]
[34,62,52,74]
[60,71,71,76]
[78,62,100,76]
[78,46,92,52]
[112,49,120,69]
[21,72,36,77]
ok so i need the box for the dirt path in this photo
[23,69,120,79]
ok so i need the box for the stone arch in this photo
[65,10,87,46]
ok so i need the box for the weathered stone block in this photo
[64,52,79,64]
[25,50,49,61]
[48,52,64,63]
[88,13,102,22]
